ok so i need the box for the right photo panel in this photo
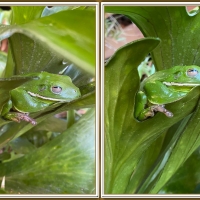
[103,3,200,196]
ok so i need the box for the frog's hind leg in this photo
[136,103,173,121]
[134,91,174,121]
[150,105,173,118]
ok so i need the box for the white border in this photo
[0,2,97,5]
[101,2,105,198]
[0,2,99,198]
[95,2,100,199]
[102,2,200,6]
[101,2,200,198]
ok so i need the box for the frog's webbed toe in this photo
[16,113,37,125]
[150,105,173,118]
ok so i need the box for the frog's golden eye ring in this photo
[187,69,198,77]
[51,86,62,94]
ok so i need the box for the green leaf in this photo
[0,109,95,194]
[9,136,36,155]
[0,9,95,75]
[105,37,200,194]
[125,131,166,193]
[140,99,200,193]
[29,116,67,133]
[11,6,45,24]
[160,146,200,194]
[105,38,160,193]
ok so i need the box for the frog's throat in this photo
[27,91,66,102]
[163,82,200,86]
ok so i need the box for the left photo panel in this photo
[0,3,97,196]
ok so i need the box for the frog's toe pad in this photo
[164,111,173,118]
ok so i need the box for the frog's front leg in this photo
[134,91,173,121]
[148,104,173,118]
[2,109,37,125]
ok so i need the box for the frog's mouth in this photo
[27,91,68,102]
[163,82,200,87]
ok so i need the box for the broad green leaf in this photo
[105,38,200,194]
[11,6,45,24]
[0,109,95,194]
[141,99,200,193]
[105,38,160,193]
[29,116,67,133]
[131,115,191,193]
[7,32,69,76]
[125,131,166,193]
[4,6,45,76]
[9,137,36,155]
[159,146,200,194]
[22,130,53,148]
[0,9,95,75]
[105,6,200,71]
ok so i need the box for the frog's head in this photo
[30,72,81,102]
[163,65,200,87]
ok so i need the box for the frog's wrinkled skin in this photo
[1,72,81,125]
[134,65,200,121]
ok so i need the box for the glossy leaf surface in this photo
[105,38,200,194]
[105,6,200,194]
[0,109,95,194]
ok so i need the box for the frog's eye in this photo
[187,69,198,77]
[51,86,62,94]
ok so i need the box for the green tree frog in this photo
[134,65,200,121]
[1,71,81,125]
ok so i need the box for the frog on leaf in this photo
[1,71,81,125]
[134,65,200,121]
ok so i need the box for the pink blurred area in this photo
[105,20,143,59]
